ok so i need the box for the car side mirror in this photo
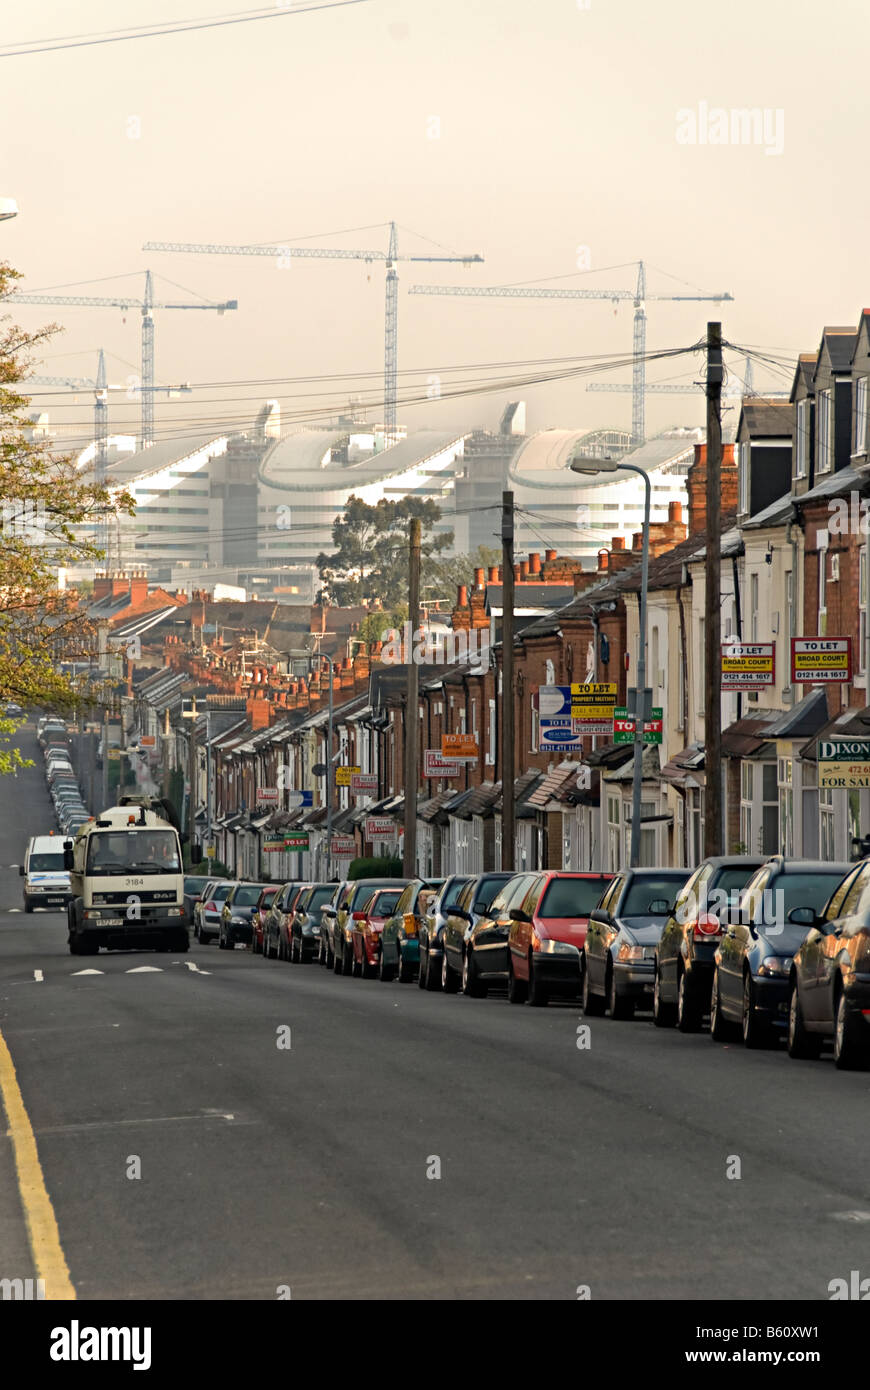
[18,864,24,876]
[324,907,336,918]
[787,906,817,926]
[509,908,531,923]
[589,908,612,925]
[63,843,74,871]
[451,907,472,923]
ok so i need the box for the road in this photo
[1,722,869,1302]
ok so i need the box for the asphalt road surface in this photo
[1,723,869,1301]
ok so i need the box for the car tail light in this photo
[352,911,367,921]
[691,914,723,941]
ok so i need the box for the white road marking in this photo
[8,908,21,914]
[33,969,43,982]
[184,961,211,975]
[71,969,104,976]
[125,966,163,973]
[27,1110,241,1136]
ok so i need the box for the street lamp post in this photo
[571,456,651,868]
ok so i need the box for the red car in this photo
[506,870,614,1007]
[351,886,405,979]
[250,885,279,954]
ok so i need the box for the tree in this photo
[422,545,501,604]
[0,262,132,771]
[317,495,452,607]
[356,604,408,647]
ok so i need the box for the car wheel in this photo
[462,947,487,998]
[289,935,297,963]
[742,973,773,1049]
[423,943,442,992]
[676,969,703,1033]
[709,968,737,1041]
[507,954,527,1004]
[608,966,634,1020]
[397,946,414,983]
[360,951,376,980]
[833,990,870,1071]
[582,956,605,1016]
[340,940,353,976]
[787,983,822,1060]
[652,962,677,1028]
[378,949,395,983]
[527,955,549,1008]
[441,948,460,994]
[351,946,362,979]
[417,945,429,989]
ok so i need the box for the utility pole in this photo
[161,707,171,799]
[187,697,197,862]
[403,518,421,877]
[501,491,515,870]
[704,321,724,856]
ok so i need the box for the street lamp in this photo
[302,638,336,882]
[571,454,651,868]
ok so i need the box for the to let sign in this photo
[365,818,397,840]
[570,681,618,735]
[613,707,663,745]
[792,637,852,683]
[335,765,361,787]
[442,733,478,761]
[818,738,870,788]
[256,787,279,805]
[350,772,377,794]
[423,749,462,778]
[331,836,356,856]
[721,641,775,689]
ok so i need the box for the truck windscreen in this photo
[86,830,181,875]
[29,853,66,872]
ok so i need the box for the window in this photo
[738,440,750,513]
[607,795,621,872]
[750,573,759,643]
[785,569,793,648]
[860,547,867,675]
[778,757,794,856]
[741,764,757,856]
[761,762,779,855]
[854,377,869,457]
[545,659,555,686]
[819,786,835,860]
[817,390,832,474]
[487,699,496,764]
[818,535,828,637]
[795,399,809,479]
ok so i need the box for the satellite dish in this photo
[312,763,327,776]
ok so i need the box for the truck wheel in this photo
[176,933,190,953]
[24,900,34,914]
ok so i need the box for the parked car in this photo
[787,858,870,1069]
[182,874,211,928]
[5,701,24,718]
[288,883,335,962]
[195,880,234,943]
[506,870,614,1006]
[330,877,414,976]
[417,874,473,991]
[444,873,539,997]
[219,881,268,949]
[350,885,405,978]
[582,868,692,1019]
[710,857,852,1048]
[440,871,516,992]
[264,882,304,960]
[250,884,279,954]
[653,855,766,1031]
[318,883,348,968]
[378,879,443,982]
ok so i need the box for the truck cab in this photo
[64,801,189,956]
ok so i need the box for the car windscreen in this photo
[86,830,181,874]
[442,878,469,909]
[308,885,334,909]
[29,853,66,872]
[233,885,263,907]
[622,875,686,916]
[351,880,399,907]
[765,872,849,920]
[474,875,511,911]
[371,890,402,917]
[211,884,232,902]
[539,876,611,918]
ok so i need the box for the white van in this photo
[21,834,72,912]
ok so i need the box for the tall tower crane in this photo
[143,222,484,443]
[4,272,236,447]
[586,355,788,405]
[409,261,732,445]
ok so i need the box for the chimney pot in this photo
[528,551,541,574]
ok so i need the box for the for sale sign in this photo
[791,637,852,683]
[721,641,776,689]
[818,738,870,788]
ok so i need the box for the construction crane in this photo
[586,355,788,403]
[5,272,236,447]
[143,222,484,443]
[409,261,732,445]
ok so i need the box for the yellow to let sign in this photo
[335,765,361,787]
[571,704,615,720]
[570,683,618,697]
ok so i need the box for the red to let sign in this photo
[350,772,377,795]
[424,749,462,778]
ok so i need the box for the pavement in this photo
[1,722,869,1301]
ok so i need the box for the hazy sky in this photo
[3,0,868,449]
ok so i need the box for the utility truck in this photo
[63,796,195,955]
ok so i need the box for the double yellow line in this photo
[0,1027,76,1299]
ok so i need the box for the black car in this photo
[289,882,335,962]
[653,855,765,1031]
[219,881,267,949]
[417,874,473,991]
[582,868,691,1019]
[443,873,538,997]
[787,858,870,1069]
[710,857,852,1049]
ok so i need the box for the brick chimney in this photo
[687,443,737,536]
